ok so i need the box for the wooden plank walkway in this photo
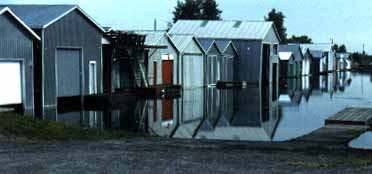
[295,107,372,144]
[295,125,369,144]
[325,107,372,126]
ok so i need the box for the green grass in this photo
[0,112,141,141]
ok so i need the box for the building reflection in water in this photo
[49,71,365,142]
[146,85,280,141]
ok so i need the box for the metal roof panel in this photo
[169,20,277,40]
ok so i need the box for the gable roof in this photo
[278,52,294,61]
[134,30,168,47]
[0,7,40,40]
[279,44,303,61]
[0,5,105,32]
[215,40,238,54]
[169,20,280,41]
[198,39,214,52]
[300,43,333,52]
[168,34,203,53]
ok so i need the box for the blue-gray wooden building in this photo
[279,44,304,78]
[0,7,41,115]
[168,20,281,121]
[1,5,106,116]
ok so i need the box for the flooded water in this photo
[54,71,372,146]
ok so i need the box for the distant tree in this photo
[287,35,312,44]
[333,44,347,53]
[339,44,347,53]
[332,44,339,52]
[173,0,201,22]
[172,0,222,23]
[351,52,371,66]
[265,9,287,43]
[200,0,222,20]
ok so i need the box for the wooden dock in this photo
[295,125,369,144]
[325,107,372,126]
[295,107,372,144]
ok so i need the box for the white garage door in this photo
[0,61,22,105]
[183,55,204,89]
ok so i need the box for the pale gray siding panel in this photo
[0,13,34,114]
[43,10,102,107]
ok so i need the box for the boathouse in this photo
[135,31,179,86]
[279,44,303,77]
[198,39,222,85]
[1,5,106,116]
[336,53,351,71]
[168,34,205,89]
[0,7,40,115]
[301,43,336,73]
[278,52,296,78]
[301,47,313,76]
[169,20,281,116]
[308,50,323,75]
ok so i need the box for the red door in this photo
[153,62,157,86]
[162,60,173,85]
[162,99,173,121]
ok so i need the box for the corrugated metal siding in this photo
[232,40,262,83]
[169,20,274,40]
[221,44,237,81]
[43,10,102,107]
[0,12,34,114]
[204,43,221,85]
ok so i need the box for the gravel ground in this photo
[0,138,372,174]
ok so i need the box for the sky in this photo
[3,0,372,53]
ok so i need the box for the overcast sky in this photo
[4,0,372,53]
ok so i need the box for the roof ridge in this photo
[177,19,272,23]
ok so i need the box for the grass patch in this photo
[0,112,142,141]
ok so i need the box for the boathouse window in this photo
[89,61,98,94]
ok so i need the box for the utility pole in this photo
[154,19,157,31]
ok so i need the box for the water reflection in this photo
[51,71,372,143]
[147,86,280,141]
